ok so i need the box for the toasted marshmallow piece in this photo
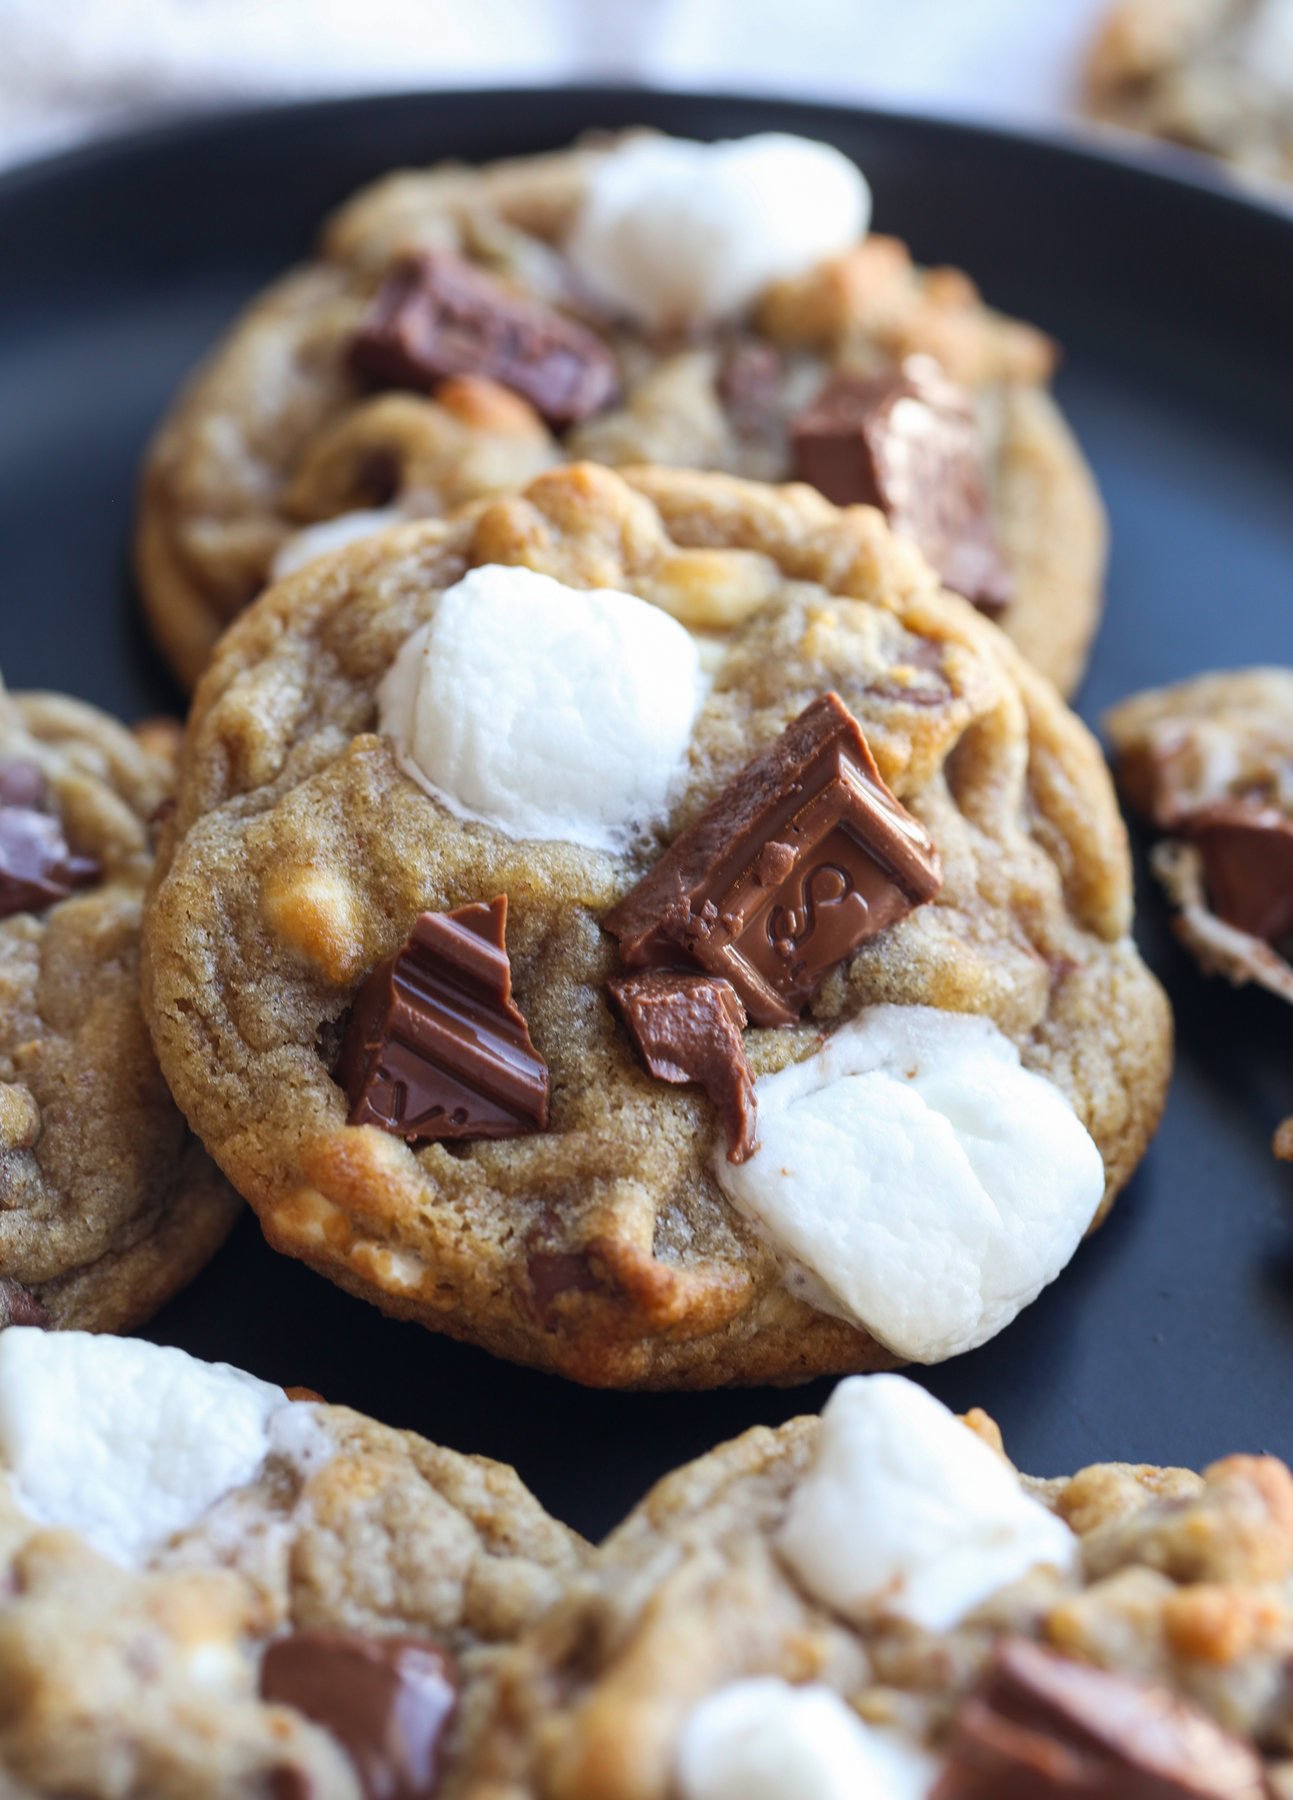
[677,1677,939,1800]
[714,1004,1104,1361]
[271,506,406,579]
[780,1375,1078,1633]
[567,133,869,330]
[0,1328,289,1567]
[380,564,703,854]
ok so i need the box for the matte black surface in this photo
[0,89,1290,1536]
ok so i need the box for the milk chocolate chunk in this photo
[933,1638,1267,1800]
[604,693,941,1028]
[1183,802,1293,945]
[791,355,1011,617]
[0,1279,49,1329]
[608,970,757,1163]
[351,251,619,426]
[338,895,550,1143]
[0,758,100,919]
[260,1630,458,1800]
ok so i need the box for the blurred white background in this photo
[0,0,1113,170]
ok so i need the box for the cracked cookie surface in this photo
[142,463,1169,1388]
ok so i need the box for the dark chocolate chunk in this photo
[260,1630,457,1800]
[337,895,550,1144]
[351,251,619,427]
[608,970,757,1163]
[933,1638,1268,1800]
[0,759,100,920]
[604,693,941,1028]
[526,1248,602,1316]
[0,1279,50,1329]
[791,355,1012,617]
[1181,801,1293,945]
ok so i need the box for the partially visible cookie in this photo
[466,1372,1286,1799]
[137,130,1105,696]
[1087,0,1293,185]
[142,462,1168,1388]
[0,1327,586,1799]
[0,682,239,1330]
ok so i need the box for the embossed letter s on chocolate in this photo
[604,693,941,1027]
[337,895,550,1144]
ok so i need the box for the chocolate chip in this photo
[260,1630,457,1800]
[1181,802,1293,946]
[337,895,550,1144]
[351,251,619,427]
[0,1279,49,1329]
[0,764,101,920]
[604,693,941,1028]
[608,970,757,1163]
[527,1248,601,1316]
[791,355,1011,617]
[933,1638,1268,1800]
[717,338,784,437]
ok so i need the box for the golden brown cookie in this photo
[1087,0,1293,185]
[0,682,238,1330]
[136,131,1105,697]
[465,1373,1286,1800]
[0,1327,586,1799]
[141,464,1169,1388]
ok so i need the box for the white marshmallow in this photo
[567,133,869,330]
[677,1678,939,1800]
[379,564,703,853]
[0,1329,289,1567]
[780,1375,1078,1633]
[1244,0,1293,99]
[271,506,406,580]
[714,1005,1104,1361]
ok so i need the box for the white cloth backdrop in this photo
[0,0,1114,171]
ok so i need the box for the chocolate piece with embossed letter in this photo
[351,250,619,427]
[604,693,941,1027]
[337,895,550,1143]
[608,969,757,1163]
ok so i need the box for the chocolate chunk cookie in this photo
[136,130,1106,697]
[0,682,238,1330]
[465,1372,1284,1800]
[0,1327,585,1798]
[141,463,1169,1387]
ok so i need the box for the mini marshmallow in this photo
[379,564,703,853]
[271,506,406,580]
[780,1375,1078,1633]
[714,1004,1105,1361]
[567,133,869,330]
[677,1677,940,1800]
[0,1329,289,1566]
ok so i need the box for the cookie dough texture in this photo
[136,132,1106,697]
[142,464,1169,1388]
[1087,0,1293,184]
[0,686,238,1330]
[0,1398,586,1799]
[461,1409,1293,1799]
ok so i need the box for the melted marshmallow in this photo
[714,1005,1104,1361]
[379,564,703,853]
[271,506,406,580]
[567,133,869,330]
[677,1678,939,1800]
[780,1375,1078,1633]
[0,1329,290,1566]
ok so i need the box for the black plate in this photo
[1,88,1291,1537]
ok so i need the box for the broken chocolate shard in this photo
[609,970,757,1163]
[337,895,550,1144]
[604,693,941,1028]
[791,355,1012,618]
[1182,801,1293,946]
[0,758,101,920]
[351,250,619,427]
[260,1629,458,1800]
[0,1278,50,1329]
[933,1638,1268,1800]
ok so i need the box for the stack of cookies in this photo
[2,126,1290,1797]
